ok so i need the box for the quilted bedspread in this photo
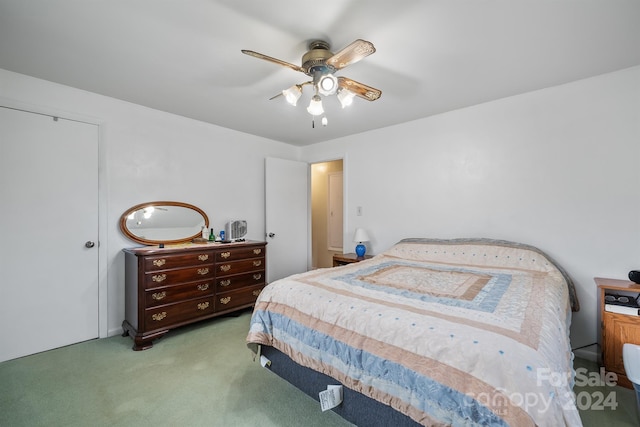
[246,239,581,426]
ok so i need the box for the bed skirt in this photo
[260,345,421,426]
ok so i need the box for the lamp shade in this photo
[353,228,369,243]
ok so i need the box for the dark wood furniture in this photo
[596,276,640,389]
[332,252,373,267]
[122,241,266,350]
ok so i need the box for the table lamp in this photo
[353,228,370,257]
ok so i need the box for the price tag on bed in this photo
[319,385,343,411]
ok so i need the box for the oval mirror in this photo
[120,201,209,245]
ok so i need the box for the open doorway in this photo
[311,159,343,269]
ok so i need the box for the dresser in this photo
[122,241,266,350]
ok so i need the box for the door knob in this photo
[85,241,96,248]
[268,233,275,238]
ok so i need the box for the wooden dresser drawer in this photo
[216,285,265,312]
[144,252,213,271]
[216,258,265,277]
[216,271,265,292]
[216,246,265,262]
[144,296,215,330]
[145,280,214,307]
[143,265,213,288]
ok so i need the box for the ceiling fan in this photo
[241,39,381,125]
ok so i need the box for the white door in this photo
[265,157,308,283]
[0,107,99,362]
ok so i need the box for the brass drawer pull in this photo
[197,283,209,291]
[253,274,262,281]
[252,289,261,297]
[197,268,209,275]
[220,296,231,305]
[220,279,231,287]
[152,291,167,300]
[198,254,209,261]
[197,302,210,310]
[152,312,167,321]
[220,264,231,272]
[253,260,262,267]
[153,259,166,267]
[152,274,167,283]
[221,251,231,259]
[253,249,262,255]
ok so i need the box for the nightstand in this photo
[595,277,640,389]
[333,253,373,267]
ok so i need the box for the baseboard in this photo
[108,326,124,337]
[573,344,599,362]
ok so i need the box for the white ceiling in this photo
[1,0,639,146]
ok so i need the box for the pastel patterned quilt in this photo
[247,239,581,426]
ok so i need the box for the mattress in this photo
[247,238,581,426]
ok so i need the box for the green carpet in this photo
[0,310,637,426]
[0,310,351,427]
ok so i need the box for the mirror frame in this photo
[119,201,209,245]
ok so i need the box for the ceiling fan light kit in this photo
[242,39,381,127]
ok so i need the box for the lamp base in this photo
[355,244,366,257]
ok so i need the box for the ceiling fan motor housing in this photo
[302,40,336,76]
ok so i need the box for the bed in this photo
[246,238,582,426]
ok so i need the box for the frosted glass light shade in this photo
[318,74,338,96]
[282,85,302,106]
[307,95,324,116]
[337,88,355,108]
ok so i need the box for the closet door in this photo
[0,107,99,362]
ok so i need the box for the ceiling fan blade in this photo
[338,77,381,101]
[241,50,305,74]
[327,39,376,70]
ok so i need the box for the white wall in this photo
[301,66,640,350]
[0,68,299,337]
[3,66,639,349]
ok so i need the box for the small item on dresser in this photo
[604,293,639,308]
[629,270,640,284]
[201,226,209,240]
[192,237,208,243]
[209,228,215,242]
[219,230,225,241]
